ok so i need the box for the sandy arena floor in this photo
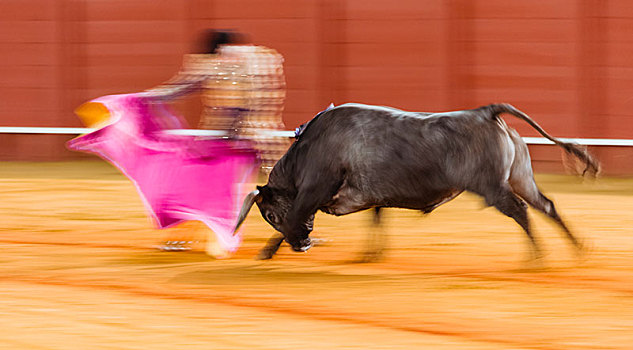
[0,161,632,349]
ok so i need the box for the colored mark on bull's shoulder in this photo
[295,103,336,140]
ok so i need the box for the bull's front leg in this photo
[281,187,334,253]
[256,233,284,260]
[257,214,316,260]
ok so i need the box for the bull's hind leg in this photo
[510,177,585,256]
[359,207,386,262]
[486,189,543,261]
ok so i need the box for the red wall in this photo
[1,0,632,174]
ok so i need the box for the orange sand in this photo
[0,161,632,349]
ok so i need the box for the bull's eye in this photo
[266,213,277,224]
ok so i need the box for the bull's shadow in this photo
[169,265,386,286]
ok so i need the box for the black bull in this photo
[234,103,599,260]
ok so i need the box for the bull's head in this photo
[234,185,314,252]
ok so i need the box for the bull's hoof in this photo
[255,249,276,260]
[573,239,593,263]
[356,250,384,263]
[521,249,546,270]
[522,257,545,270]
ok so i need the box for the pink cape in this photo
[67,93,258,252]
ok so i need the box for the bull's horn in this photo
[233,189,260,235]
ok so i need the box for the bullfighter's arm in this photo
[144,54,218,101]
[143,69,205,101]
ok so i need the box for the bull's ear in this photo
[256,185,271,202]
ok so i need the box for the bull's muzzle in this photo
[233,189,260,235]
[290,238,313,252]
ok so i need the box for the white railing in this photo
[1,127,633,146]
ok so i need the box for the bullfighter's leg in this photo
[256,233,285,260]
[510,178,585,255]
[486,188,543,261]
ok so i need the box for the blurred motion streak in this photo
[67,93,258,252]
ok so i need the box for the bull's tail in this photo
[486,103,600,177]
